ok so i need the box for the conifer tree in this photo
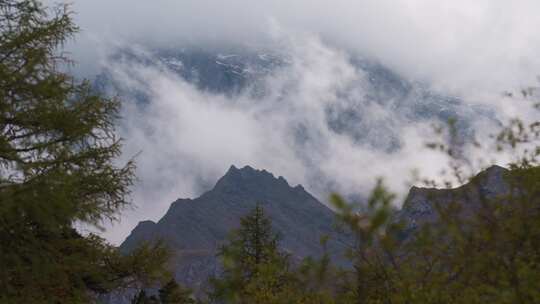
[132,290,159,304]
[210,205,291,303]
[211,205,338,303]
[159,278,195,304]
[232,205,283,277]
[0,1,169,302]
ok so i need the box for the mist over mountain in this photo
[94,46,497,177]
[58,0,540,95]
[41,0,540,246]
[97,47,495,145]
[93,42,504,244]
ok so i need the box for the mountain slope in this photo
[120,165,351,291]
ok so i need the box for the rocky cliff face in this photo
[120,165,352,292]
[396,165,510,236]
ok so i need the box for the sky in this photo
[48,0,540,244]
[60,0,540,94]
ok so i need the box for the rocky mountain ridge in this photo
[121,164,511,296]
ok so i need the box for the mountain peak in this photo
[212,164,290,194]
[120,165,350,293]
[224,164,260,175]
[225,164,273,176]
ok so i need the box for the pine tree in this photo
[132,290,154,304]
[210,205,291,303]
[234,205,282,277]
[0,1,169,302]
[211,205,338,303]
[158,279,195,304]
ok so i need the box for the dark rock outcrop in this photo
[120,165,352,292]
[396,165,510,236]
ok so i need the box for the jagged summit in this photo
[213,165,290,192]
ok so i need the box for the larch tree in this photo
[210,205,290,303]
[0,1,169,302]
[158,279,196,304]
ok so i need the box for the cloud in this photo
[98,35,476,244]
[54,0,540,97]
